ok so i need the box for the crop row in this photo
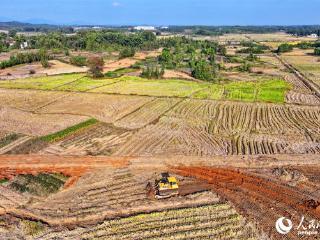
[115,98,181,129]
[115,99,320,156]
[28,168,149,218]
[36,204,257,240]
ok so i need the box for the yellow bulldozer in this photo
[155,173,179,199]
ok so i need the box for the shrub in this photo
[64,49,70,56]
[314,48,320,56]
[119,47,135,59]
[140,65,164,79]
[277,43,293,53]
[70,55,87,66]
[238,61,252,72]
[237,45,267,54]
[22,220,44,236]
[41,58,50,68]
[39,48,50,68]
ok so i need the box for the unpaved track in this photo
[1,154,320,176]
[0,155,129,180]
[276,54,320,99]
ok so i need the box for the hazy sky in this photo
[1,0,319,25]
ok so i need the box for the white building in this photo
[134,26,156,31]
[20,42,28,49]
[309,34,318,38]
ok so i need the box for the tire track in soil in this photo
[275,53,320,99]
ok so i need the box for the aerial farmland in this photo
[0,18,320,240]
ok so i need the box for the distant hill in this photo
[0,21,73,33]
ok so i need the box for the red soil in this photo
[0,155,130,181]
[173,166,320,240]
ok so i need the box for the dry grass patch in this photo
[0,88,68,111]
[0,106,89,136]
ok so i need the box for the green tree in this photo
[191,60,216,81]
[8,29,17,38]
[140,31,156,42]
[314,48,320,56]
[277,43,293,53]
[158,48,174,68]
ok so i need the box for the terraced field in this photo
[0,185,29,210]
[0,44,319,240]
[36,204,258,240]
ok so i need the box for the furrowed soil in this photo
[173,166,320,240]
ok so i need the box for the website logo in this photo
[276,217,293,235]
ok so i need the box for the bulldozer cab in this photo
[155,173,179,199]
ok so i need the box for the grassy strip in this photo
[40,118,98,143]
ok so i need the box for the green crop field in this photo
[0,73,290,103]
[90,76,210,97]
[0,73,85,90]
[194,78,290,103]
